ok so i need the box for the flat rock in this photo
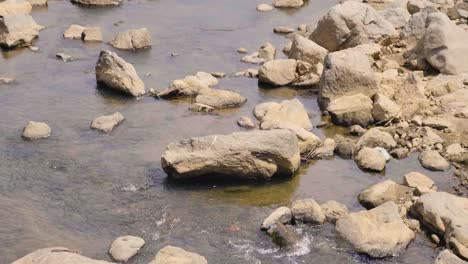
[273,0,304,8]
[379,7,411,29]
[257,3,273,11]
[22,121,51,139]
[63,24,85,39]
[355,147,387,172]
[291,199,325,224]
[403,172,436,190]
[82,27,102,42]
[288,35,327,65]
[91,112,125,132]
[95,50,146,97]
[273,26,294,34]
[267,222,301,248]
[336,202,415,258]
[261,206,292,230]
[110,28,151,50]
[327,94,374,127]
[258,59,298,86]
[0,14,43,48]
[157,72,217,98]
[358,180,413,209]
[418,150,451,171]
[161,129,301,180]
[194,89,246,109]
[148,246,207,264]
[109,235,145,262]
[254,99,312,130]
[11,247,112,264]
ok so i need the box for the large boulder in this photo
[412,192,468,259]
[148,246,207,264]
[95,50,146,97]
[161,129,301,180]
[110,28,151,50]
[356,128,397,150]
[11,247,112,264]
[71,0,122,6]
[336,202,415,258]
[157,72,217,98]
[327,93,374,127]
[288,35,328,65]
[0,0,31,16]
[358,180,413,209]
[254,99,312,130]
[422,12,468,75]
[318,45,380,109]
[0,14,43,48]
[309,1,396,52]
[258,59,298,86]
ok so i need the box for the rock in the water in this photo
[422,12,468,75]
[95,50,146,97]
[321,200,348,223]
[372,93,401,123]
[161,129,301,180]
[310,1,396,52]
[91,112,125,132]
[403,172,436,191]
[63,24,85,39]
[358,180,413,209]
[241,43,276,64]
[418,150,451,171]
[336,202,415,258]
[22,121,51,139]
[356,128,397,150]
[334,140,355,159]
[11,247,113,264]
[27,0,47,6]
[312,138,336,158]
[82,27,102,42]
[288,35,327,65]
[0,77,15,84]
[273,26,294,34]
[109,235,145,262]
[0,0,31,16]
[237,116,255,128]
[258,59,298,86]
[110,28,151,50]
[267,222,301,248]
[71,0,122,6]
[327,94,374,127]
[234,68,258,78]
[257,3,273,11]
[412,192,468,260]
[435,249,467,264]
[157,72,217,98]
[273,0,303,8]
[148,246,207,264]
[291,199,326,224]
[56,53,74,62]
[254,99,312,130]
[355,147,387,171]
[261,206,293,230]
[318,45,380,109]
[391,147,410,159]
[0,14,43,48]
[194,89,246,109]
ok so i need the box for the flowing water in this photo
[0,0,459,263]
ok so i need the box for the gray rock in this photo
[418,150,451,171]
[267,222,301,248]
[350,125,367,136]
[261,206,293,230]
[95,50,146,97]
[334,140,355,159]
[110,28,151,50]
[422,117,453,130]
[379,7,411,29]
[161,129,301,180]
[391,147,409,159]
[358,180,413,209]
[109,235,145,262]
[0,14,43,48]
[91,112,125,132]
[273,26,294,34]
[148,246,207,264]
[291,199,326,224]
[22,121,51,140]
[356,128,397,150]
[11,247,113,264]
[56,53,74,62]
[288,35,327,65]
[355,147,387,171]
[327,94,374,127]
[321,200,348,223]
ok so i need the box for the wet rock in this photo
[327,94,374,127]
[237,116,255,128]
[418,150,451,171]
[241,43,276,64]
[22,121,51,140]
[234,68,258,78]
[161,129,301,180]
[254,99,312,130]
[355,147,387,171]
[195,89,246,109]
[108,235,145,262]
[95,50,146,97]
[391,147,409,159]
[350,125,367,136]
[336,202,415,258]
[258,59,298,86]
[291,199,325,224]
[148,246,207,264]
[273,26,294,34]
[188,103,214,113]
[11,247,113,264]
[82,27,103,42]
[210,72,225,78]
[403,172,436,191]
[256,3,273,12]
[0,14,43,48]
[321,200,348,223]
[372,93,401,123]
[379,7,410,29]
[261,206,293,230]
[422,117,453,130]
[110,28,151,50]
[334,140,355,159]
[91,112,125,132]
[267,222,301,248]
[358,180,413,209]
[284,126,322,155]
[356,128,397,150]
[157,72,217,98]
[0,0,31,16]
[318,45,380,109]
[310,1,396,52]
[273,0,303,8]
[435,249,467,264]
[63,24,85,39]
[0,77,15,84]
[412,192,468,260]
[71,0,122,7]
[56,53,74,62]
[422,12,468,75]
[288,35,327,65]
[312,138,336,158]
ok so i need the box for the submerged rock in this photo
[161,129,301,180]
[11,247,113,264]
[291,199,325,224]
[0,0,32,16]
[108,235,145,262]
[148,246,207,264]
[336,202,415,258]
[22,121,51,140]
[95,50,146,97]
[418,150,451,171]
[261,206,293,230]
[110,28,151,50]
[0,14,43,48]
[273,0,303,8]
[91,112,125,132]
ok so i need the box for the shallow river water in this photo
[0,0,460,263]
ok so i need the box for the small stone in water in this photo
[56,53,74,62]
[237,47,248,53]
